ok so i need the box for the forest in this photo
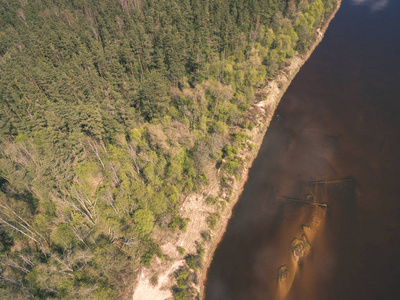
[0,0,337,298]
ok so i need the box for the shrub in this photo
[201,231,212,242]
[234,131,248,145]
[205,196,218,205]
[211,121,227,135]
[133,209,155,236]
[223,145,238,159]
[207,213,221,230]
[221,159,242,178]
[185,254,202,271]
[173,267,196,300]
[169,216,190,232]
[196,243,205,259]
[140,252,154,268]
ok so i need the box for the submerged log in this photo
[278,195,328,208]
[307,177,353,186]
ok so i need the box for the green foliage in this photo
[141,252,154,268]
[173,267,196,300]
[169,216,190,232]
[138,70,171,121]
[176,267,191,290]
[50,223,75,250]
[196,243,205,259]
[133,209,155,236]
[221,159,243,178]
[201,231,212,242]
[234,131,249,145]
[223,145,239,159]
[221,145,243,179]
[185,254,203,271]
[211,121,228,135]
[205,195,218,205]
[177,247,185,255]
[184,242,205,271]
[242,121,255,130]
[207,213,221,230]
[0,0,338,297]
[0,229,13,253]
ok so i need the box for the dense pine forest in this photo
[0,0,337,298]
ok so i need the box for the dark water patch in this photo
[205,0,400,299]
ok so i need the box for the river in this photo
[205,0,400,299]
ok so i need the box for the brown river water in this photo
[205,0,400,299]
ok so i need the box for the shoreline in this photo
[132,2,342,299]
[198,1,342,298]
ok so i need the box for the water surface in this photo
[205,0,400,299]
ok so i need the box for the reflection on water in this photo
[205,0,400,299]
[351,0,389,11]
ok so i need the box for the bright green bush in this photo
[133,209,155,236]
